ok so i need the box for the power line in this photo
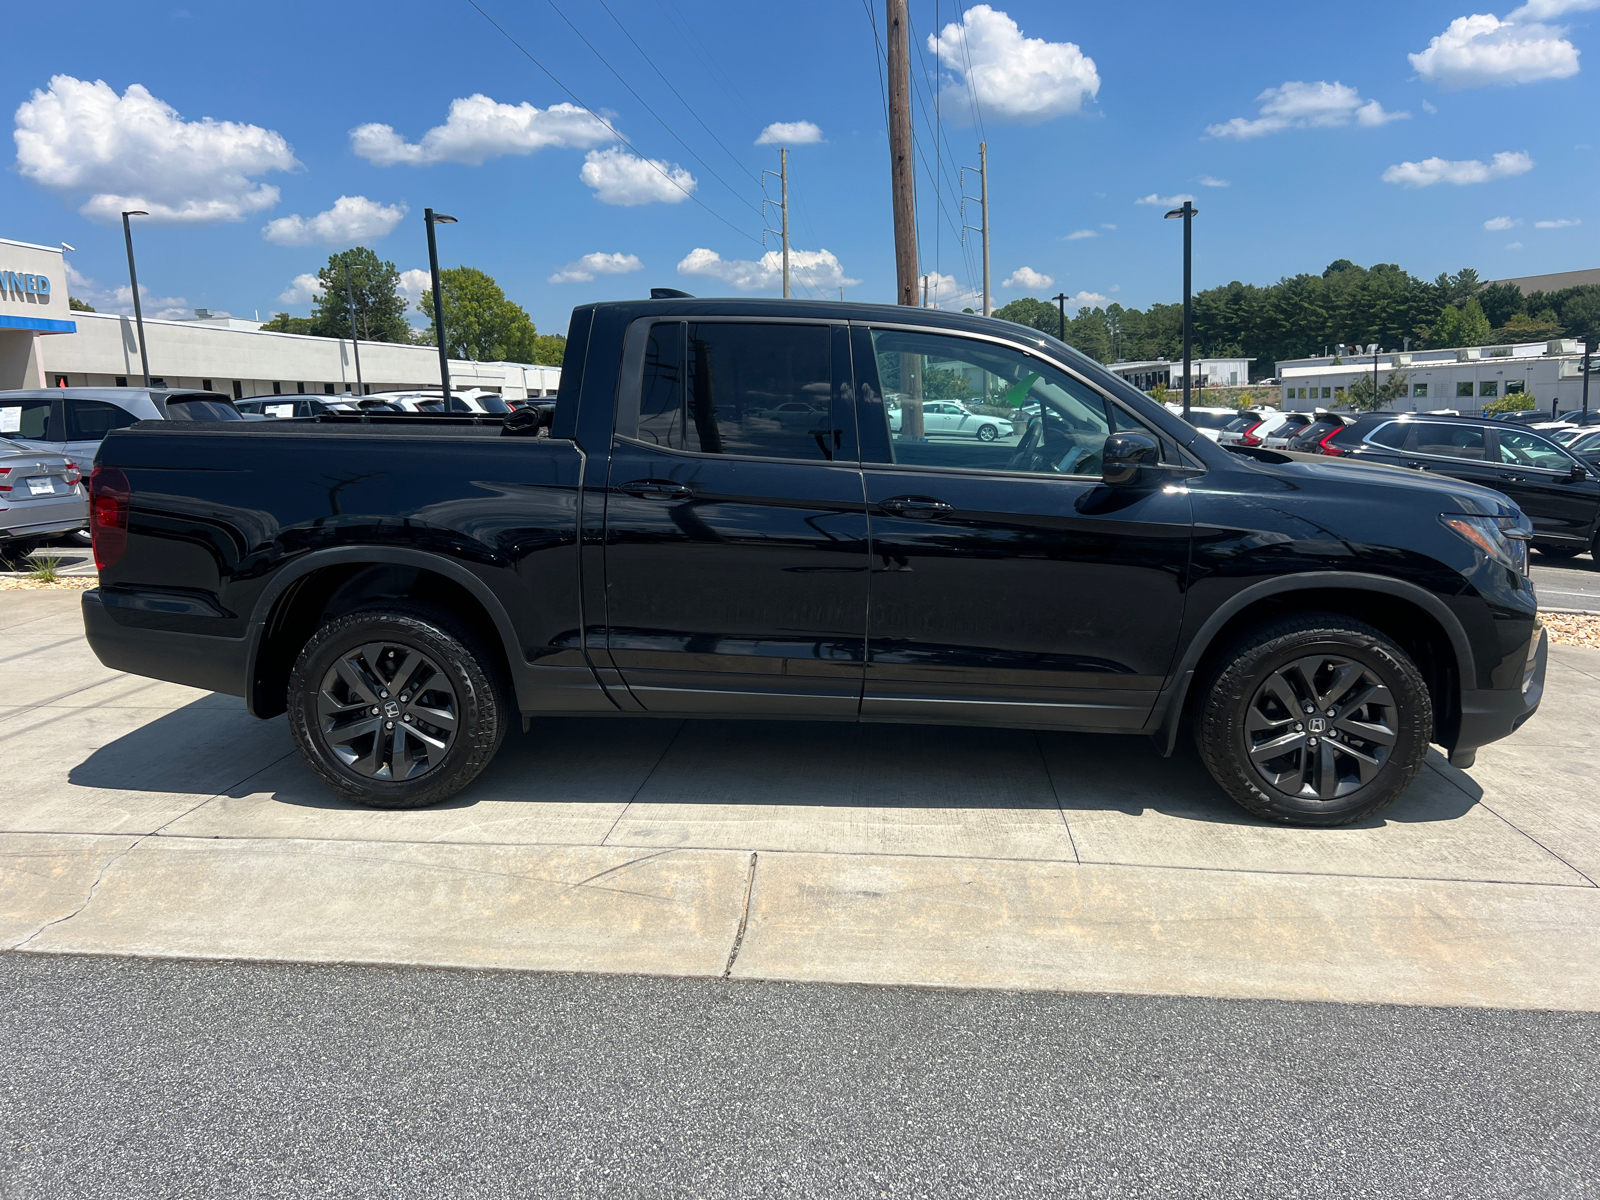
[592,0,762,188]
[461,0,761,246]
[541,0,763,219]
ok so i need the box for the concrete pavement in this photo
[3,590,1599,1010]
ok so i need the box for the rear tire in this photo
[287,603,509,809]
[1535,544,1583,560]
[1195,613,1432,826]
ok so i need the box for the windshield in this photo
[475,393,512,414]
[164,395,242,421]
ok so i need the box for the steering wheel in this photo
[1005,413,1048,473]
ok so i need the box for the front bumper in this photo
[1450,626,1547,766]
[81,588,248,698]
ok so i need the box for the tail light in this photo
[90,466,130,570]
[1238,421,1266,447]
[63,460,81,486]
[1317,427,1346,456]
[0,466,9,493]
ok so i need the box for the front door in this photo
[1490,427,1599,544]
[853,325,1192,730]
[603,319,868,716]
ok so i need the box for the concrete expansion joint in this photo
[723,852,759,979]
[12,833,146,951]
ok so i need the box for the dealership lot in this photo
[4,589,1600,1011]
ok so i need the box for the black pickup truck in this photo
[82,298,1546,826]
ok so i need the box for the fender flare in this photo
[1150,571,1476,754]
[243,546,526,717]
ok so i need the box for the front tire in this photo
[287,603,509,809]
[1535,544,1583,560]
[976,423,999,442]
[1195,614,1431,826]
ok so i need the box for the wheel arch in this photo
[1151,573,1474,756]
[245,548,521,719]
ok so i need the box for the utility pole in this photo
[886,0,917,307]
[1373,347,1380,409]
[1052,292,1067,341]
[921,274,929,307]
[1583,340,1592,418]
[762,148,790,299]
[343,259,364,396]
[961,143,991,316]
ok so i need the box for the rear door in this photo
[0,397,57,454]
[1490,427,1599,543]
[63,399,139,464]
[602,318,869,716]
[852,324,1192,730]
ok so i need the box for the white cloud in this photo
[65,262,189,319]
[1064,229,1097,240]
[350,95,611,166]
[1066,290,1110,309]
[677,247,859,294]
[14,75,297,224]
[1198,175,1231,187]
[1423,99,1440,113]
[1409,12,1583,89]
[1206,81,1408,139]
[261,195,408,246]
[929,5,1100,122]
[1484,215,1520,229]
[1135,192,1195,206]
[1382,150,1533,186]
[917,271,984,311]
[1101,223,1117,230]
[580,147,696,205]
[397,269,432,303]
[1536,217,1582,227]
[1507,240,1525,248]
[277,273,322,305]
[549,251,644,283]
[1003,266,1055,288]
[755,121,824,145]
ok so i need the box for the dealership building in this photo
[0,236,559,399]
[1276,339,1592,413]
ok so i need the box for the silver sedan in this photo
[0,438,87,561]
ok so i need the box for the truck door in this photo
[602,319,868,715]
[852,324,1191,730]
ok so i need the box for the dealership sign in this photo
[2,271,51,298]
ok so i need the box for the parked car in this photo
[0,388,243,465]
[1321,412,1599,558]
[1563,428,1600,466]
[84,297,1545,827]
[1284,416,1352,454]
[888,399,1014,441]
[1164,405,1241,442]
[236,395,409,418]
[367,390,514,415]
[1219,411,1314,448]
[1261,415,1320,449]
[0,436,86,561]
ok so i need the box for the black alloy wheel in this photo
[1196,614,1431,826]
[977,423,999,442]
[287,604,509,809]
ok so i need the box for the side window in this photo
[635,321,837,461]
[0,399,52,440]
[866,328,1141,476]
[1365,422,1412,450]
[65,401,138,440]
[1498,429,1573,472]
[1414,423,1486,461]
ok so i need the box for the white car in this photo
[1222,411,1314,448]
[1261,414,1320,449]
[889,399,1014,441]
[1164,405,1245,442]
[367,390,513,415]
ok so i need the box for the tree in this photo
[1429,299,1491,348]
[1490,310,1564,344]
[261,312,313,334]
[68,296,95,312]
[1344,370,1410,412]
[992,297,1060,337]
[1478,281,1526,329]
[1557,288,1600,347]
[415,266,547,362]
[310,247,411,343]
[529,333,567,365]
[1485,392,1536,414]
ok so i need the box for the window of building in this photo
[635,321,837,461]
[115,376,128,387]
[201,379,213,391]
[1334,386,1345,398]
[273,382,282,395]
[296,382,306,393]
[1456,381,1475,398]
[231,381,243,399]
[52,375,69,388]
[1480,381,1498,397]
[1413,383,1428,398]
[324,383,335,395]
[1283,387,1292,402]
[1321,387,1332,399]
[1506,380,1525,394]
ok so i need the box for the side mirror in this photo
[1572,462,1589,482]
[501,402,555,437]
[1102,432,1162,487]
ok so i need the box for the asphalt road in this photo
[1531,553,1600,612]
[1,955,1596,1200]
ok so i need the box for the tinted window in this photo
[1414,424,1486,460]
[1365,422,1411,450]
[636,322,836,460]
[1499,429,1573,472]
[1185,411,1238,429]
[476,394,512,414]
[65,400,138,440]
[165,398,241,421]
[0,399,52,440]
[868,328,1141,476]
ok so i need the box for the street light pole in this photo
[1164,200,1198,420]
[120,210,151,387]
[1052,292,1067,341]
[424,208,457,401]
[1374,347,1380,409]
[1584,340,1592,418]
[343,259,364,396]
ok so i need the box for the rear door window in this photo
[1414,424,1486,461]
[0,399,52,440]
[1364,422,1412,450]
[1498,429,1574,472]
[65,400,139,440]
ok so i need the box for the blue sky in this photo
[5,0,1597,338]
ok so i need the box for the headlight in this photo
[1441,512,1532,575]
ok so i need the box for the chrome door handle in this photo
[619,479,693,500]
[878,496,954,519]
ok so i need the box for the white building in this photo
[1107,357,1254,391]
[1277,340,1592,413]
[0,234,559,399]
